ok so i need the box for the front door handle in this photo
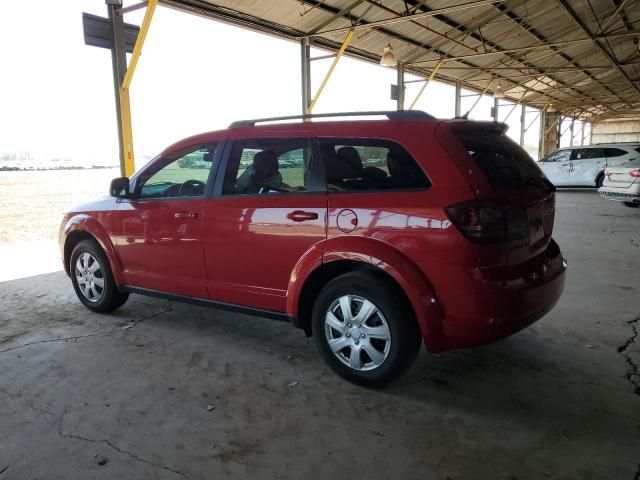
[174,211,198,219]
[287,210,319,222]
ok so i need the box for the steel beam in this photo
[408,61,442,110]
[520,104,526,146]
[106,0,128,177]
[300,38,311,115]
[554,0,640,97]
[397,63,405,111]
[308,0,502,36]
[307,30,354,113]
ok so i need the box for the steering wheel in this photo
[178,180,206,197]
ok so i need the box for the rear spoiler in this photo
[449,120,509,134]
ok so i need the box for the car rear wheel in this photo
[623,201,640,208]
[70,239,129,313]
[312,271,421,386]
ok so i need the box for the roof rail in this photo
[229,110,435,128]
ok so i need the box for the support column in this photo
[569,116,575,147]
[396,63,405,111]
[582,121,587,146]
[454,83,461,118]
[538,109,546,159]
[520,104,526,147]
[107,0,127,176]
[300,38,311,115]
[542,110,561,156]
[493,96,499,122]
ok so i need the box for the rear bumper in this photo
[598,187,640,203]
[421,239,566,352]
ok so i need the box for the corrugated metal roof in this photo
[162,0,640,121]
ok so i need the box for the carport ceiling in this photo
[163,0,640,121]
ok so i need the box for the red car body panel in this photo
[60,117,566,353]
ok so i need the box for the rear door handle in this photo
[174,211,198,219]
[287,210,318,222]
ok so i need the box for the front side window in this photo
[222,138,312,195]
[541,150,570,162]
[572,148,603,160]
[138,145,217,199]
[318,138,430,191]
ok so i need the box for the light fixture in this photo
[494,83,505,98]
[380,43,397,67]
[547,103,556,112]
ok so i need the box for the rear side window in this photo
[604,148,627,158]
[572,148,603,160]
[454,131,547,188]
[318,138,430,191]
[222,138,313,195]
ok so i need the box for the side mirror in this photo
[110,177,130,198]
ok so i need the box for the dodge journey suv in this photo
[59,111,566,385]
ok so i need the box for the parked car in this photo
[538,144,640,187]
[598,158,640,207]
[59,111,566,385]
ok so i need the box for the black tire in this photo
[596,173,604,188]
[623,202,640,208]
[312,271,421,386]
[70,239,129,313]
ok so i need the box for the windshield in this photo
[454,131,552,189]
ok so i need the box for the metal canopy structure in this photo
[99,0,640,175]
[162,0,640,121]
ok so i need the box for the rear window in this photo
[454,131,549,189]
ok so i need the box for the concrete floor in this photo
[0,191,638,480]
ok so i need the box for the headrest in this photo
[253,150,279,176]
[326,146,363,182]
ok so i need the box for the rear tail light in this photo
[629,169,640,177]
[445,200,528,243]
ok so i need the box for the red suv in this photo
[59,111,566,385]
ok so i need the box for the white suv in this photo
[538,144,640,187]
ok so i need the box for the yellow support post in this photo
[408,60,442,110]
[119,0,158,176]
[306,29,354,114]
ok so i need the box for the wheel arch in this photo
[62,215,123,284]
[287,237,444,351]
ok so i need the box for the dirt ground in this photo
[0,180,639,479]
[0,169,119,245]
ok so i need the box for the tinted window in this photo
[318,138,429,191]
[541,150,570,162]
[572,148,603,160]
[604,148,627,158]
[138,145,217,199]
[223,138,312,195]
[455,131,549,189]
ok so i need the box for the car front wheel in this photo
[70,239,129,313]
[312,271,421,386]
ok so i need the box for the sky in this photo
[0,0,551,168]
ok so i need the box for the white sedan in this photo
[598,158,640,208]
